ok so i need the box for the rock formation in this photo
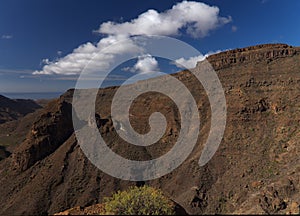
[0,43,299,215]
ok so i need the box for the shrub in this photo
[101,185,175,215]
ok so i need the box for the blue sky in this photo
[0,0,299,93]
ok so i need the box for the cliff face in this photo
[205,43,300,70]
[12,98,73,172]
[0,44,299,215]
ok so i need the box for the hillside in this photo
[0,95,41,124]
[0,43,299,215]
[0,96,42,161]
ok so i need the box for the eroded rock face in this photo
[205,43,300,70]
[11,99,73,172]
[0,43,299,215]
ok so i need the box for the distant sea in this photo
[1,92,63,100]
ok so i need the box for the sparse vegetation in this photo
[101,186,175,215]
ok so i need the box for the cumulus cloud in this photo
[173,50,223,69]
[33,35,143,75]
[122,55,160,74]
[130,54,160,74]
[174,55,206,69]
[34,1,231,76]
[97,0,231,38]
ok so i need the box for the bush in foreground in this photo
[101,185,175,215]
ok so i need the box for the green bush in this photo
[101,185,175,215]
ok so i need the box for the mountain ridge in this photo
[0,94,41,124]
[205,43,300,70]
[0,43,299,215]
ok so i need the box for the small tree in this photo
[101,185,175,215]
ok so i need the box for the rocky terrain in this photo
[0,96,42,161]
[0,95,41,124]
[0,43,299,215]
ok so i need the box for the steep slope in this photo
[0,44,299,215]
[0,111,41,161]
[0,95,41,124]
[0,96,43,161]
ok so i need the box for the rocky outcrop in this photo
[0,43,299,215]
[205,43,300,70]
[11,99,73,172]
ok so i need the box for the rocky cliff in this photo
[12,98,73,172]
[0,43,299,215]
[205,43,300,70]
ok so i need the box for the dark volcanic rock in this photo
[12,98,74,172]
[0,43,299,215]
[0,146,11,160]
[206,43,299,70]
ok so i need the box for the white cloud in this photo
[34,1,231,76]
[1,35,13,39]
[173,50,223,69]
[42,58,51,64]
[33,35,143,75]
[122,55,160,74]
[132,54,160,74]
[97,1,231,38]
[174,55,206,69]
